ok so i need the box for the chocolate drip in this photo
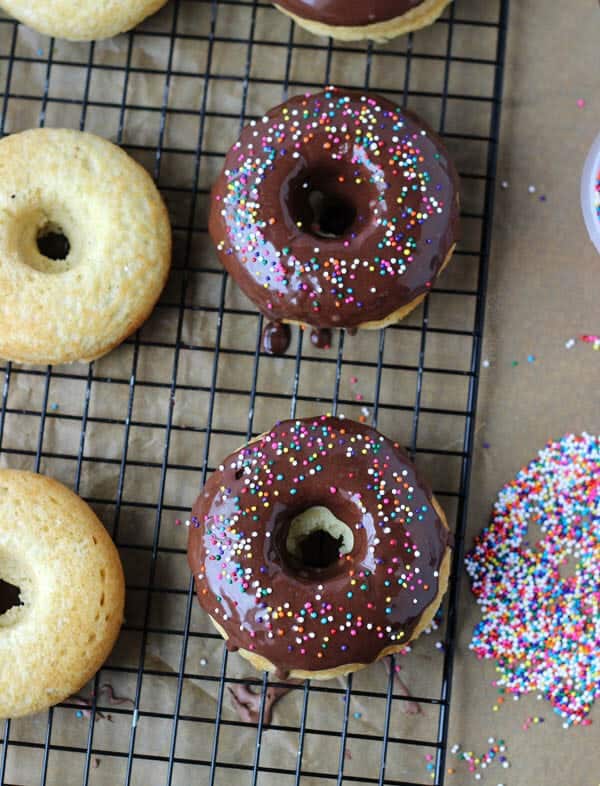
[228,681,299,725]
[262,322,291,355]
[310,327,332,349]
[384,657,422,715]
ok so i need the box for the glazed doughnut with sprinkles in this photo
[209,87,459,332]
[188,415,452,680]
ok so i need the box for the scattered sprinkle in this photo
[528,185,536,194]
[446,739,511,780]
[200,658,208,666]
[50,403,59,412]
[353,711,362,719]
[466,433,600,726]
[577,98,586,108]
[483,442,491,449]
[482,359,490,368]
[522,715,545,730]
[527,354,536,363]
[500,181,509,189]
[581,334,600,351]
[511,360,519,367]
[565,338,576,350]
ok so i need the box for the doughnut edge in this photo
[0,470,125,719]
[0,0,169,41]
[274,0,454,42]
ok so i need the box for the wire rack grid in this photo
[0,1,509,784]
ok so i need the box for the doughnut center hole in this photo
[37,223,71,261]
[287,166,361,239]
[307,190,356,238]
[286,506,354,571]
[0,578,22,617]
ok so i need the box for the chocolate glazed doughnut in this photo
[274,0,454,41]
[188,416,452,680]
[210,88,459,338]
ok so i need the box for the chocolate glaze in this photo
[383,657,421,715]
[209,88,459,329]
[276,0,425,27]
[310,327,332,349]
[188,416,450,673]
[263,321,292,355]
[228,681,299,724]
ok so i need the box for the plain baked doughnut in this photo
[0,0,169,41]
[188,415,452,680]
[0,469,125,719]
[0,128,171,365]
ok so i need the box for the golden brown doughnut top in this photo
[276,0,425,27]
[209,88,459,329]
[188,416,450,674]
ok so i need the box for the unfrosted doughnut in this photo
[0,128,171,365]
[0,470,125,719]
[0,0,168,41]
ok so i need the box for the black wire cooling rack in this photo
[0,1,509,784]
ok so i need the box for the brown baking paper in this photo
[0,0,598,784]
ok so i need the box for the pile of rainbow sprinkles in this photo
[466,433,600,728]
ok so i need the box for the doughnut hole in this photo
[284,162,377,239]
[0,551,31,628]
[0,579,22,616]
[9,205,79,274]
[280,505,362,579]
[37,222,71,261]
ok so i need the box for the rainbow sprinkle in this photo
[466,433,600,727]
[595,168,600,220]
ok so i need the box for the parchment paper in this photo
[0,1,598,784]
